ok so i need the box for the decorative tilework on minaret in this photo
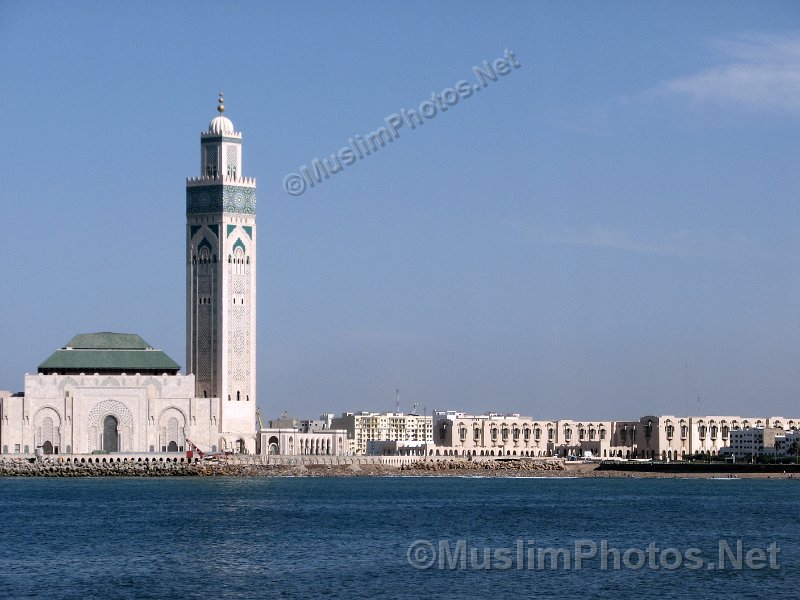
[186,94,257,441]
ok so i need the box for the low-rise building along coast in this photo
[429,412,800,460]
[330,411,433,455]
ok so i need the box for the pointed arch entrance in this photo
[103,415,119,452]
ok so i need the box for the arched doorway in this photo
[236,438,246,454]
[103,415,119,453]
[42,441,54,454]
[268,436,279,454]
[167,441,179,452]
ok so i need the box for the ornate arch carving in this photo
[158,406,187,428]
[85,400,134,452]
[33,406,62,428]
[88,399,134,431]
[58,377,80,395]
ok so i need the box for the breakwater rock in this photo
[0,459,397,478]
[1,458,204,477]
[0,457,566,478]
[401,459,565,474]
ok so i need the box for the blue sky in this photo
[1,1,799,420]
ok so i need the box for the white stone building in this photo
[257,414,349,456]
[257,428,349,456]
[330,412,434,455]
[429,411,800,460]
[0,333,248,454]
[0,96,259,456]
[720,427,799,460]
[431,412,615,458]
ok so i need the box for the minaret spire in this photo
[186,94,257,453]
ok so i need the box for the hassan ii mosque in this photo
[0,95,259,456]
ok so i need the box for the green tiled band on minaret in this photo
[186,186,256,215]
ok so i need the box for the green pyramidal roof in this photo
[38,332,181,375]
[65,332,153,350]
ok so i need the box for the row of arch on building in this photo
[451,418,800,447]
[56,456,199,464]
[655,418,797,441]
[451,423,609,445]
[428,447,726,460]
[433,448,556,457]
[25,405,198,455]
[265,435,343,456]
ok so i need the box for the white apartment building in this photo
[720,427,800,460]
[330,412,433,455]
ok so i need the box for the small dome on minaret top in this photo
[208,92,234,134]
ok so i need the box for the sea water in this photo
[0,477,796,599]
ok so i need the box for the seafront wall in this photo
[597,461,800,474]
[0,455,566,477]
[401,458,565,473]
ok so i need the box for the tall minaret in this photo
[186,93,257,445]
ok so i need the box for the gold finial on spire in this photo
[217,91,225,114]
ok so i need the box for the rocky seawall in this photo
[401,459,566,474]
[0,457,567,478]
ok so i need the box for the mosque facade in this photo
[0,96,258,456]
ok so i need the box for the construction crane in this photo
[185,438,205,459]
[256,407,265,430]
